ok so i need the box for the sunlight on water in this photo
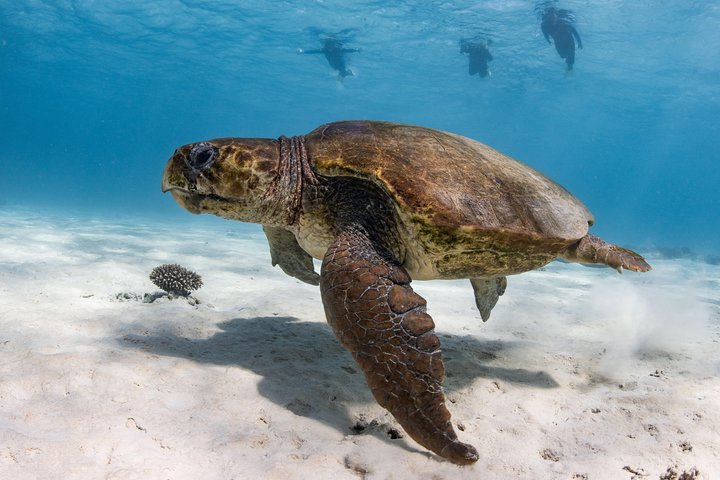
[0,0,719,251]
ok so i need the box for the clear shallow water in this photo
[1,1,719,252]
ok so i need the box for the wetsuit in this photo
[460,40,493,78]
[541,8,582,70]
[304,38,359,79]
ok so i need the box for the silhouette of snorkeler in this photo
[460,38,493,78]
[541,7,582,71]
[300,36,360,80]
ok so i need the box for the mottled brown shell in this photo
[304,120,593,246]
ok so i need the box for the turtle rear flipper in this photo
[470,277,507,321]
[560,233,651,273]
[320,225,478,465]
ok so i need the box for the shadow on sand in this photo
[120,315,557,451]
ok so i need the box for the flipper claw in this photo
[441,441,480,465]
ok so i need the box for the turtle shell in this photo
[304,120,593,247]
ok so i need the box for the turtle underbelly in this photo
[402,221,567,280]
[400,234,559,280]
[294,210,342,261]
[293,198,566,281]
[426,249,557,279]
[294,218,562,281]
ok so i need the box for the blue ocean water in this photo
[1,0,718,252]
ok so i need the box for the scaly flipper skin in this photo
[263,226,320,285]
[470,277,507,322]
[561,233,651,273]
[320,225,479,465]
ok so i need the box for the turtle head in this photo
[162,137,282,224]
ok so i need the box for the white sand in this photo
[1,210,718,479]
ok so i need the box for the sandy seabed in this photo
[0,209,718,480]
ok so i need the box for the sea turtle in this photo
[161,120,651,465]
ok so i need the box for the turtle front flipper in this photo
[263,226,320,285]
[470,277,507,322]
[320,225,478,465]
[561,233,651,273]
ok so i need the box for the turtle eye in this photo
[187,142,218,171]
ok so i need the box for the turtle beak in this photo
[161,164,174,193]
[161,146,206,214]
[161,147,192,194]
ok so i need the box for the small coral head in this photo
[162,137,279,222]
[149,263,203,296]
